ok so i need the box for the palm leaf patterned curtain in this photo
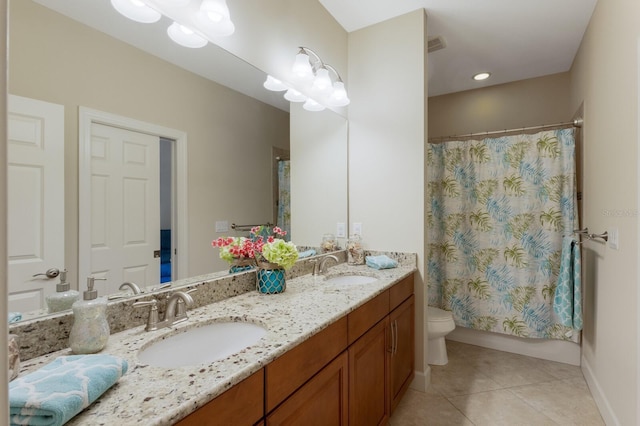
[277,160,291,240]
[427,128,579,341]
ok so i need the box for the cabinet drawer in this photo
[265,316,348,412]
[176,369,264,426]
[389,274,414,311]
[348,290,390,345]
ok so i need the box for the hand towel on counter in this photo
[298,249,316,258]
[9,354,128,426]
[9,312,22,323]
[553,236,583,331]
[365,255,398,270]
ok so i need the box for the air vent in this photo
[428,36,446,53]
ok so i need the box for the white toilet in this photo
[427,306,456,365]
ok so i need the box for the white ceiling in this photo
[31,0,598,107]
[319,0,598,96]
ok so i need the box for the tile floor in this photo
[390,340,604,426]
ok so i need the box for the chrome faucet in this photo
[312,254,339,275]
[119,281,142,295]
[133,290,195,331]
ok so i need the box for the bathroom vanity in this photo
[15,255,416,425]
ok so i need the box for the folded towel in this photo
[298,249,316,258]
[9,354,128,426]
[366,255,398,270]
[553,237,582,331]
[9,312,22,323]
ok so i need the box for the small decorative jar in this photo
[256,262,286,294]
[229,257,255,274]
[321,233,337,253]
[347,234,365,265]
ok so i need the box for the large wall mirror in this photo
[7,0,348,322]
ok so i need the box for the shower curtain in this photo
[277,160,291,240]
[427,128,579,341]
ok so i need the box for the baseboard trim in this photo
[448,327,581,365]
[581,356,620,426]
[409,365,431,392]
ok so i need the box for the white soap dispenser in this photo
[69,277,110,354]
[45,269,80,313]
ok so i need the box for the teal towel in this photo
[553,237,583,331]
[298,249,316,258]
[9,312,22,323]
[9,355,128,426]
[366,255,398,270]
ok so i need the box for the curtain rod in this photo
[428,118,583,144]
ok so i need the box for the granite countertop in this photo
[18,263,416,425]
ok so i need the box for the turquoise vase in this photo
[229,258,255,274]
[257,263,285,294]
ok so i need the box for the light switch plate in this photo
[608,228,619,250]
[336,222,346,238]
[215,221,229,233]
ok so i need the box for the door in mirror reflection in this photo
[87,123,160,295]
[8,95,65,313]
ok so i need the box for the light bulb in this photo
[291,52,314,82]
[284,88,307,103]
[200,0,230,22]
[303,98,325,112]
[311,67,332,94]
[111,0,161,23]
[327,81,350,107]
[263,75,288,92]
[167,22,208,48]
[196,0,235,36]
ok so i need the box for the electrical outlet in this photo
[336,222,346,238]
[215,221,229,233]
[608,228,619,250]
[353,222,362,236]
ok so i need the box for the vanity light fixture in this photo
[473,72,491,81]
[110,0,235,48]
[264,46,350,111]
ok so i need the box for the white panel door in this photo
[7,95,65,313]
[89,123,160,295]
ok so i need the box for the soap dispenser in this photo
[45,269,79,313]
[69,277,110,354]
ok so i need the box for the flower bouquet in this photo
[211,236,258,273]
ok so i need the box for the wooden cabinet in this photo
[348,317,390,426]
[176,369,264,426]
[178,273,415,425]
[266,352,348,426]
[389,295,415,413]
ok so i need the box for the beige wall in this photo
[1,0,8,421]
[569,0,639,424]
[348,10,429,387]
[429,72,572,137]
[290,103,348,247]
[9,1,290,282]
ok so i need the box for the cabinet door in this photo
[176,369,264,426]
[267,352,348,426]
[389,295,415,413]
[349,317,389,426]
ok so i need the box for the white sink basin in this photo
[137,322,267,368]
[324,275,378,285]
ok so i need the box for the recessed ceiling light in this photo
[473,72,491,81]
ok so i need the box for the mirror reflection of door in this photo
[7,95,65,313]
[89,123,161,295]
